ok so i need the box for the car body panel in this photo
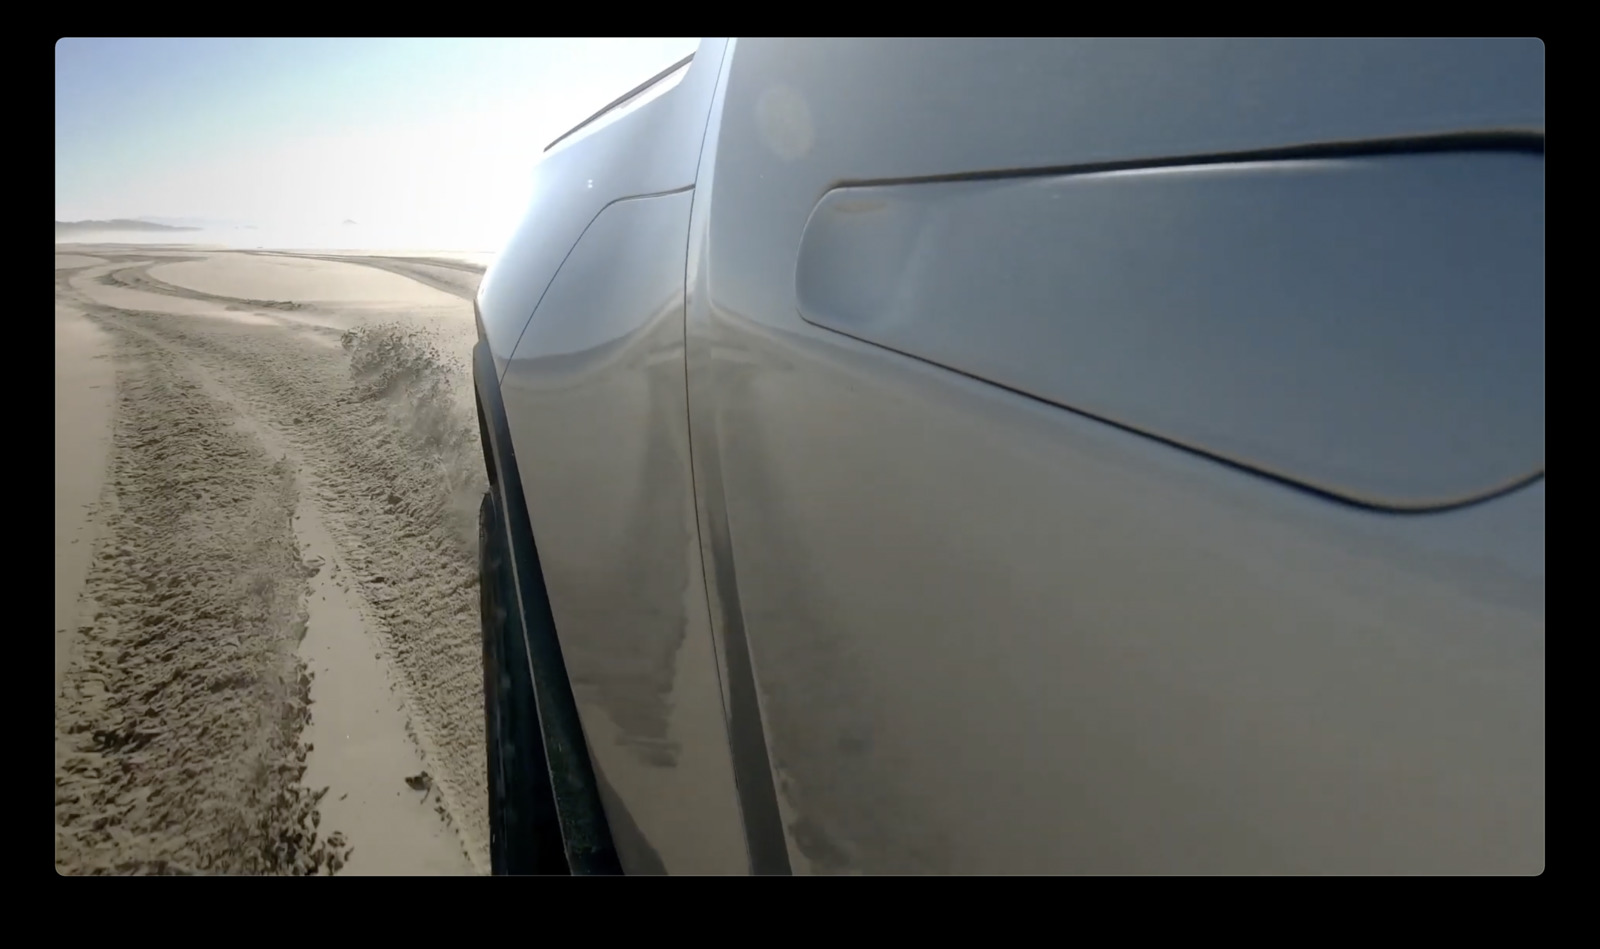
[498,187,749,875]
[481,37,1544,874]
[794,149,1545,509]
[475,39,729,382]
[683,37,1543,873]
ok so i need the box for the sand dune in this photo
[54,245,491,875]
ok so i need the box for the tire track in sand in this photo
[54,318,348,874]
[57,258,491,872]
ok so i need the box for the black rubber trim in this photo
[823,129,1543,192]
[474,335,624,875]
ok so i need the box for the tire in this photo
[480,489,513,873]
[479,487,567,875]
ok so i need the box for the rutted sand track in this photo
[55,248,491,874]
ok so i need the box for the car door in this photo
[685,38,1544,874]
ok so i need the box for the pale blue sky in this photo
[56,37,699,248]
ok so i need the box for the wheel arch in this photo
[473,336,623,875]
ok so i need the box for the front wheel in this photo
[480,489,514,873]
[479,487,569,874]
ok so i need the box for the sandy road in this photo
[55,294,113,693]
[54,246,492,874]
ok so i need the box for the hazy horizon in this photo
[54,218,506,256]
[55,37,700,252]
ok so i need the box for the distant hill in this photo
[56,219,202,239]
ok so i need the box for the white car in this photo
[473,37,1544,875]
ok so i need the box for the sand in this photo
[55,271,113,694]
[54,244,492,875]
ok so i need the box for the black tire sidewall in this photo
[479,489,514,874]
